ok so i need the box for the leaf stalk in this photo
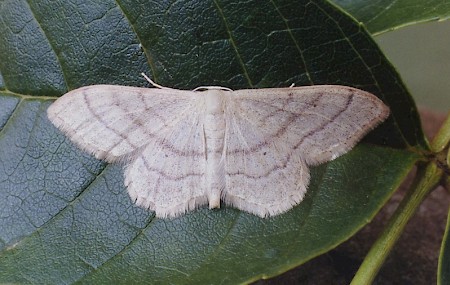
[352,112,450,284]
[351,161,443,284]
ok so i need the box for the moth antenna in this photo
[141,73,173,90]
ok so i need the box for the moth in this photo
[47,75,389,218]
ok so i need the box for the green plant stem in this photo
[350,161,443,285]
[431,112,450,152]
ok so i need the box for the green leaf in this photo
[0,0,425,283]
[331,0,450,35]
[438,187,450,285]
[437,115,450,285]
